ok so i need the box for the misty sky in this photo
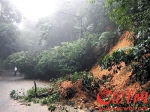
[11,0,60,20]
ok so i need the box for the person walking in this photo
[14,67,17,76]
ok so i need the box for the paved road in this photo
[0,71,93,112]
[0,70,51,112]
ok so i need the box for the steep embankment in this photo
[90,31,150,94]
[90,31,133,79]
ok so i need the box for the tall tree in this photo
[105,0,150,44]
[0,0,22,59]
[36,13,77,49]
[0,0,21,23]
[18,19,40,51]
[0,23,20,59]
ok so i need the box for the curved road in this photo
[0,70,51,112]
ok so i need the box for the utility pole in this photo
[59,11,82,38]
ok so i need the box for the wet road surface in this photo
[0,70,51,112]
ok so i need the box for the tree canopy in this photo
[105,0,150,43]
[0,0,22,59]
[0,0,22,23]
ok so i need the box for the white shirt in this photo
[14,67,17,71]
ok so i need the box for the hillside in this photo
[89,31,150,110]
[90,31,137,91]
[59,31,150,111]
[90,31,133,78]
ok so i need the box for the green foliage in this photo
[98,49,126,69]
[22,87,60,104]
[61,71,94,85]
[27,87,47,97]
[82,72,94,86]
[48,105,56,111]
[34,38,96,79]
[89,0,95,4]
[9,90,16,98]
[83,0,117,33]
[61,71,98,91]
[0,23,20,59]
[10,87,60,110]
[98,38,150,84]
[70,72,82,83]
[9,89,24,100]
[97,31,119,57]
[0,0,22,60]
[0,58,3,70]
[19,28,40,51]
[99,32,119,49]
[44,92,60,104]
[57,106,69,112]
[99,32,116,47]
[105,0,150,44]
[0,0,22,23]
[36,15,77,49]
[81,71,100,97]
[3,51,39,78]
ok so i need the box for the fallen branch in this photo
[28,81,55,98]
[37,88,55,98]
[34,81,38,97]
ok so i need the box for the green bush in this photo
[9,90,16,98]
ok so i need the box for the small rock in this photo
[81,100,84,103]
[84,108,88,111]
[78,109,85,112]
[74,106,77,109]
[78,105,81,109]
[94,106,99,110]
[80,97,88,103]
[94,101,101,107]
[79,102,84,109]
[89,106,94,112]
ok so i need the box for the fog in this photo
[0,0,113,58]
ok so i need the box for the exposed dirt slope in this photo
[90,30,150,97]
[90,31,133,79]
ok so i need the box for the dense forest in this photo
[1,0,150,111]
[1,0,119,79]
